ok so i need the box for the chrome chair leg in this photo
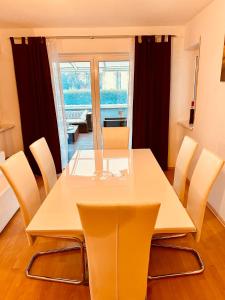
[83,248,89,286]
[26,241,86,284]
[148,243,204,280]
[152,233,187,241]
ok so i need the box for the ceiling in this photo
[0,0,214,28]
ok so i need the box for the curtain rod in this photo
[12,34,177,40]
[46,35,177,39]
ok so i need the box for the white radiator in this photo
[0,151,19,232]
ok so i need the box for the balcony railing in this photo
[65,104,128,110]
[65,104,128,128]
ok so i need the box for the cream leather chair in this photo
[102,127,130,149]
[77,202,160,300]
[0,151,42,233]
[186,149,224,242]
[173,136,198,205]
[30,137,57,196]
[153,136,198,241]
[150,148,224,280]
[0,151,85,285]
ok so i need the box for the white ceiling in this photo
[0,0,214,28]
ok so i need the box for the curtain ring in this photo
[138,36,142,44]
[155,35,162,43]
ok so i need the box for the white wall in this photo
[183,0,225,222]
[0,26,186,165]
[169,37,198,166]
[56,37,133,54]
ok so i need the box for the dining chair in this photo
[77,201,160,300]
[150,148,224,280]
[153,135,198,241]
[102,127,130,149]
[173,136,198,205]
[0,151,85,284]
[30,137,57,196]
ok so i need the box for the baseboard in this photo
[207,202,225,227]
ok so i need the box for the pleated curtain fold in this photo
[132,35,171,170]
[10,37,62,174]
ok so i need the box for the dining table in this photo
[26,149,195,238]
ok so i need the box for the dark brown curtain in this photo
[10,37,61,174]
[132,36,171,170]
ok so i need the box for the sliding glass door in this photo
[58,54,131,158]
[99,61,129,128]
[59,61,95,159]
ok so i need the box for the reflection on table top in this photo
[67,149,131,178]
[26,149,195,237]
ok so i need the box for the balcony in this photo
[60,61,130,159]
[66,104,128,159]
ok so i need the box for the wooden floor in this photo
[0,170,225,300]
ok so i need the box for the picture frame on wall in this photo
[220,37,225,81]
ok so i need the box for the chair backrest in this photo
[30,137,57,196]
[173,136,198,205]
[102,127,130,150]
[0,151,41,228]
[77,201,160,300]
[187,149,224,242]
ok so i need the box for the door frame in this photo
[58,53,130,149]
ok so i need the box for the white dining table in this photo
[26,149,195,238]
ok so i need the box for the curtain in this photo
[10,37,62,174]
[47,39,68,169]
[132,35,171,170]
